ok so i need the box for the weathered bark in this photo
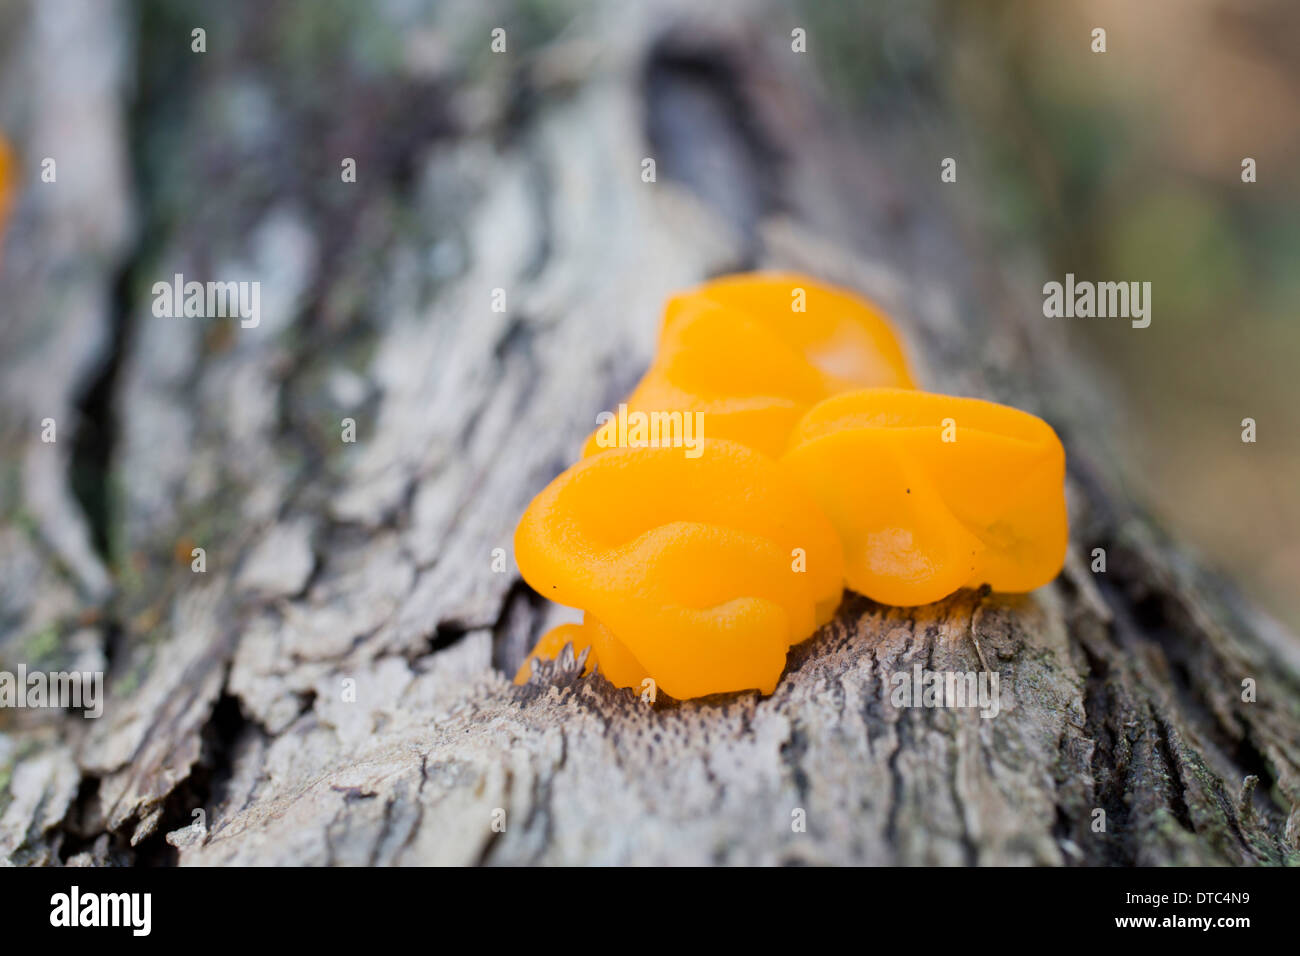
[1,0,1297,867]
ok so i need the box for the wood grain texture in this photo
[1,0,1297,867]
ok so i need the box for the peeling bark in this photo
[1,0,1297,867]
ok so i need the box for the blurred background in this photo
[796,0,1300,629]
[2,0,1297,633]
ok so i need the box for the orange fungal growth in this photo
[514,273,1068,699]
[513,440,844,698]
[582,272,915,459]
[781,388,1068,607]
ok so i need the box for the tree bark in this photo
[1,0,1297,867]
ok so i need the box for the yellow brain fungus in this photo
[513,440,844,698]
[582,273,915,460]
[781,388,1067,607]
[515,273,1068,699]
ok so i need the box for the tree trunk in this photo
[1,0,1297,867]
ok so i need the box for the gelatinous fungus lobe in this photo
[514,440,843,698]
[583,272,915,459]
[781,388,1067,607]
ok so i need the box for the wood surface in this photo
[1,0,1297,866]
